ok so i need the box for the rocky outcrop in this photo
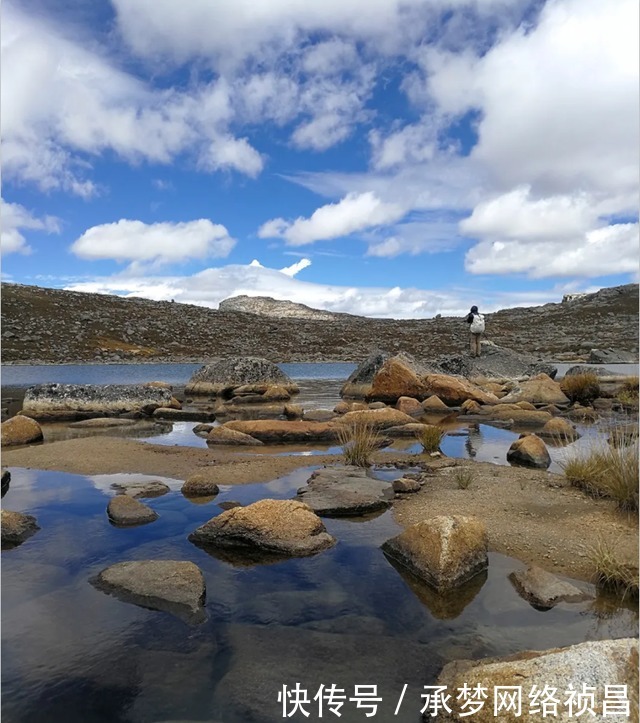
[21,383,173,421]
[91,560,206,623]
[107,496,158,526]
[434,638,638,722]
[381,515,488,591]
[509,565,588,609]
[222,420,338,443]
[499,374,570,406]
[588,347,637,363]
[206,426,263,445]
[434,344,558,380]
[1,414,43,446]
[506,434,551,469]
[295,466,392,516]
[189,499,336,559]
[1,509,40,547]
[185,357,299,396]
[218,294,344,320]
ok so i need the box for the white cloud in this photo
[280,258,312,276]
[1,198,60,256]
[70,219,235,270]
[258,192,406,245]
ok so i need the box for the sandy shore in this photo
[4,435,637,583]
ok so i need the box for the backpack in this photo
[470,313,485,334]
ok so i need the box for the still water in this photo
[2,467,636,723]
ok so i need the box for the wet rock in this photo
[185,357,299,396]
[22,383,173,421]
[337,408,418,430]
[107,496,158,526]
[1,509,40,547]
[222,420,338,444]
[111,481,170,498]
[189,499,336,558]
[509,565,588,609]
[538,417,580,441]
[1,415,44,447]
[302,409,337,422]
[92,560,206,623]
[422,395,449,411]
[396,396,424,416]
[181,475,220,497]
[152,408,216,422]
[392,477,421,493]
[206,426,263,445]
[499,373,570,406]
[382,515,488,591]
[434,638,638,722]
[295,466,392,516]
[507,433,551,469]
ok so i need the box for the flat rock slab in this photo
[111,481,171,498]
[107,496,158,526]
[189,499,336,560]
[296,466,392,517]
[509,565,589,609]
[223,420,338,443]
[69,418,140,428]
[1,509,40,548]
[91,560,206,624]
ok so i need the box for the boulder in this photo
[392,477,421,493]
[509,565,588,609]
[340,349,393,398]
[193,423,214,436]
[107,496,158,526]
[565,364,622,377]
[213,402,299,421]
[181,475,220,497]
[206,426,263,445]
[337,408,418,430]
[21,383,174,421]
[396,396,424,417]
[421,374,497,406]
[295,466,392,516]
[1,509,39,547]
[189,499,336,558]
[185,357,298,396]
[91,560,206,623]
[367,354,430,402]
[1,415,43,446]
[422,395,449,411]
[499,374,570,406]
[111,481,170,498]
[222,420,338,444]
[487,406,552,427]
[506,434,551,469]
[367,402,387,409]
[434,638,638,722]
[381,515,488,591]
[262,385,291,401]
[538,417,580,441]
[460,399,482,414]
[588,348,637,364]
[302,409,337,422]
[434,345,557,380]
[334,401,368,414]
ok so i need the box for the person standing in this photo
[466,305,485,357]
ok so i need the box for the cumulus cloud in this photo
[280,258,312,276]
[1,198,60,256]
[70,219,235,270]
[258,192,406,245]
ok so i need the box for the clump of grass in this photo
[559,439,638,511]
[337,420,380,467]
[616,376,639,406]
[454,467,474,489]
[588,538,639,601]
[560,372,601,404]
[416,424,446,453]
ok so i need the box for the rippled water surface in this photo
[2,467,637,723]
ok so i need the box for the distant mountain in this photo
[218,295,349,320]
[1,282,637,364]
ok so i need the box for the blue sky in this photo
[1,0,638,318]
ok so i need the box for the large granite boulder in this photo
[295,466,392,516]
[506,434,551,469]
[421,374,498,406]
[1,415,44,446]
[185,357,298,396]
[366,354,431,402]
[382,515,488,591]
[509,565,588,609]
[91,560,206,623]
[222,420,338,444]
[499,374,570,406]
[189,499,336,559]
[1,509,40,547]
[340,349,393,398]
[21,383,174,421]
[433,638,638,722]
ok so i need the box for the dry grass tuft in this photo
[337,420,381,467]
[588,537,639,601]
[617,376,639,406]
[454,467,474,490]
[560,372,600,404]
[416,424,446,453]
[559,438,638,511]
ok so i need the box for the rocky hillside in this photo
[218,295,347,321]
[1,283,638,364]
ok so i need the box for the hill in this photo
[1,283,638,364]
